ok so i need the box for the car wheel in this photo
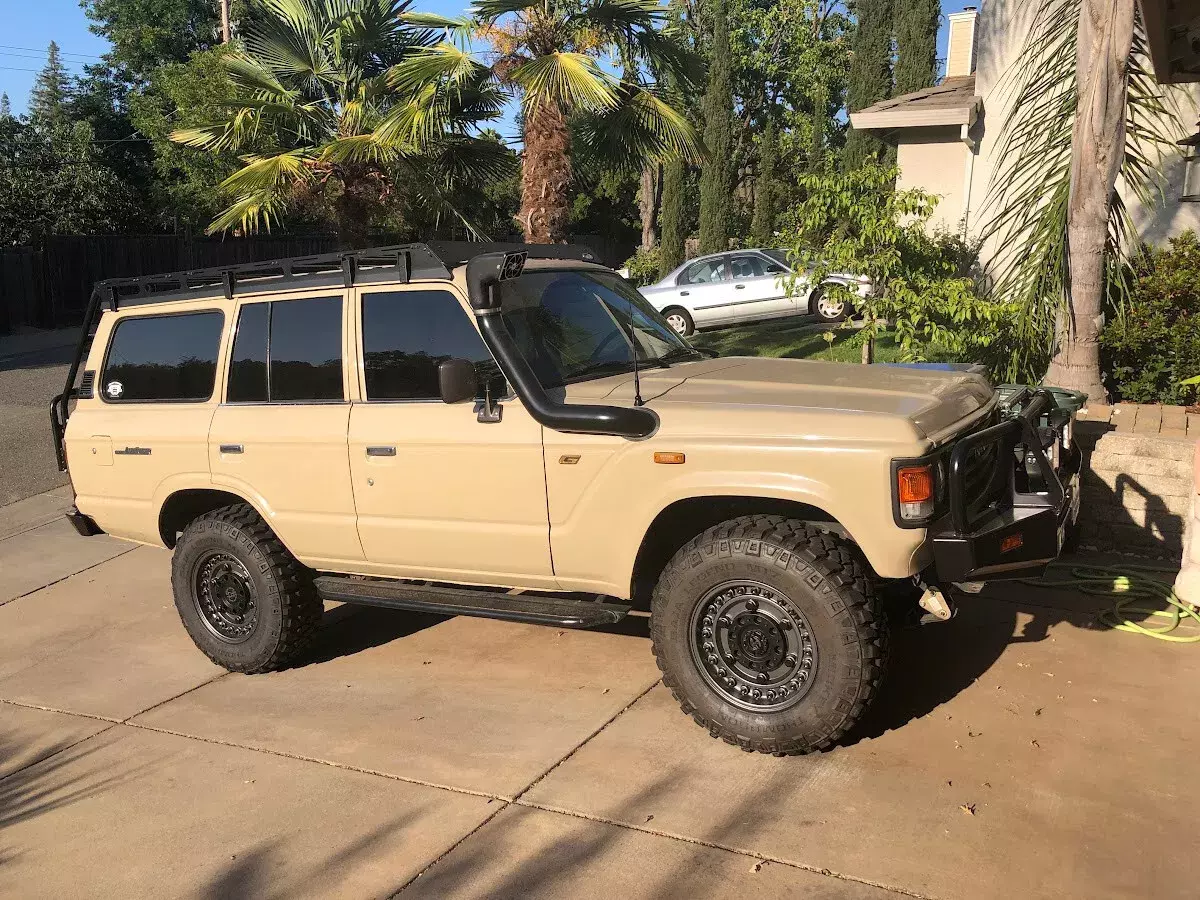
[810,286,848,323]
[650,515,888,755]
[171,503,322,673]
[662,306,695,337]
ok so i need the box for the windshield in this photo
[498,269,704,388]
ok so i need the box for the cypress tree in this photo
[659,157,686,277]
[894,0,941,94]
[0,94,10,120]
[698,0,733,254]
[842,0,894,170]
[749,118,778,247]
[29,42,71,127]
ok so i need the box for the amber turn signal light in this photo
[653,451,686,465]
[1000,533,1024,553]
[896,465,933,503]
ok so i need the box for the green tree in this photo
[893,0,939,94]
[781,163,1012,373]
[29,42,72,126]
[81,0,232,82]
[0,94,11,120]
[172,0,512,246]
[698,0,734,253]
[842,0,892,169]
[0,119,138,245]
[659,156,686,275]
[475,0,700,243]
[749,117,778,246]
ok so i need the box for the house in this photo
[849,3,1200,248]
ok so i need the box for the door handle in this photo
[679,290,689,296]
[734,283,746,289]
[366,446,396,457]
[219,444,243,454]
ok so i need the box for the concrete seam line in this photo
[511,799,939,900]
[0,721,121,786]
[0,545,140,608]
[386,801,513,898]
[120,719,513,803]
[0,515,71,543]
[508,677,662,804]
[117,672,231,724]
[0,696,124,724]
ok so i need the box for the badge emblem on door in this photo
[105,381,124,399]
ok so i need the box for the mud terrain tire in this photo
[171,503,322,673]
[650,515,888,754]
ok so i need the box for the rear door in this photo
[208,290,363,567]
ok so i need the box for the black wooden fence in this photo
[0,232,634,335]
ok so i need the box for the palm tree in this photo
[172,0,511,246]
[982,0,1183,396]
[472,0,702,243]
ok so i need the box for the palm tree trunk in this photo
[639,164,661,251]
[519,102,572,243]
[1044,0,1134,402]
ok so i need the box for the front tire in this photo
[810,286,849,323]
[171,503,322,673]
[650,516,888,754]
[662,306,695,337]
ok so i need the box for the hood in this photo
[587,356,995,442]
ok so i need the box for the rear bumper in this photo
[65,506,104,537]
[929,390,1081,583]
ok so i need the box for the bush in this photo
[1102,231,1200,406]
[622,244,661,286]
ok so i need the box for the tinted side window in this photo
[102,311,223,402]
[227,302,268,402]
[270,296,344,401]
[362,290,498,400]
[679,259,727,285]
[729,255,766,279]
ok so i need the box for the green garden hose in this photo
[1027,563,1200,643]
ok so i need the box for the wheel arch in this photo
[628,495,849,607]
[158,487,272,549]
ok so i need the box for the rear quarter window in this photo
[101,311,224,402]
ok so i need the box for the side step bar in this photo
[313,576,631,629]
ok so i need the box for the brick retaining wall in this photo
[1077,430,1197,556]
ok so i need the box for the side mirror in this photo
[438,358,477,404]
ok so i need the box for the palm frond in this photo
[576,84,702,171]
[207,147,315,235]
[509,51,618,113]
[386,43,487,93]
[469,0,537,22]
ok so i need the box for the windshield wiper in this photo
[657,346,708,366]
[568,359,638,380]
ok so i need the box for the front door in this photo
[348,286,554,587]
[722,252,793,321]
[208,290,363,567]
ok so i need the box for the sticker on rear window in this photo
[105,380,124,399]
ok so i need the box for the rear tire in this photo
[650,516,888,754]
[171,503,322,674]
[662,306,695,337]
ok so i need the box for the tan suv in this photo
[51,243,1081,755]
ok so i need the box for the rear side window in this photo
[361,290,499,400]
[226,296,344,403]
[101,311,224,402]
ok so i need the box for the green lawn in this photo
[689,317,904,363]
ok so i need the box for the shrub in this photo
[1101,231,1200,406]
[622,244,661,286]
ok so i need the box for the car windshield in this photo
[499,269,704,388]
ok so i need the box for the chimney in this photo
[945,7,978,79]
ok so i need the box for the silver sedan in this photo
[639,249,870,336]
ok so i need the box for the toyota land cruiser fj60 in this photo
[51,243,1081,755]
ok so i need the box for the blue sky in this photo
[2,0,976,125]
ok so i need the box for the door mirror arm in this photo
[475,379,503,424]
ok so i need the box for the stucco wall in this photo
[896,128,972,232]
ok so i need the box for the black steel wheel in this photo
[193,551,259,643]
[171,503,322,673]
[651,515,888,755]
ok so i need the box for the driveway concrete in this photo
[2,486,1198,898]
[0,336,74,506]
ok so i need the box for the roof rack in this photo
[50,240,601,470]
[95,241,598,308]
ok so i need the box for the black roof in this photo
[96,241,600,309]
